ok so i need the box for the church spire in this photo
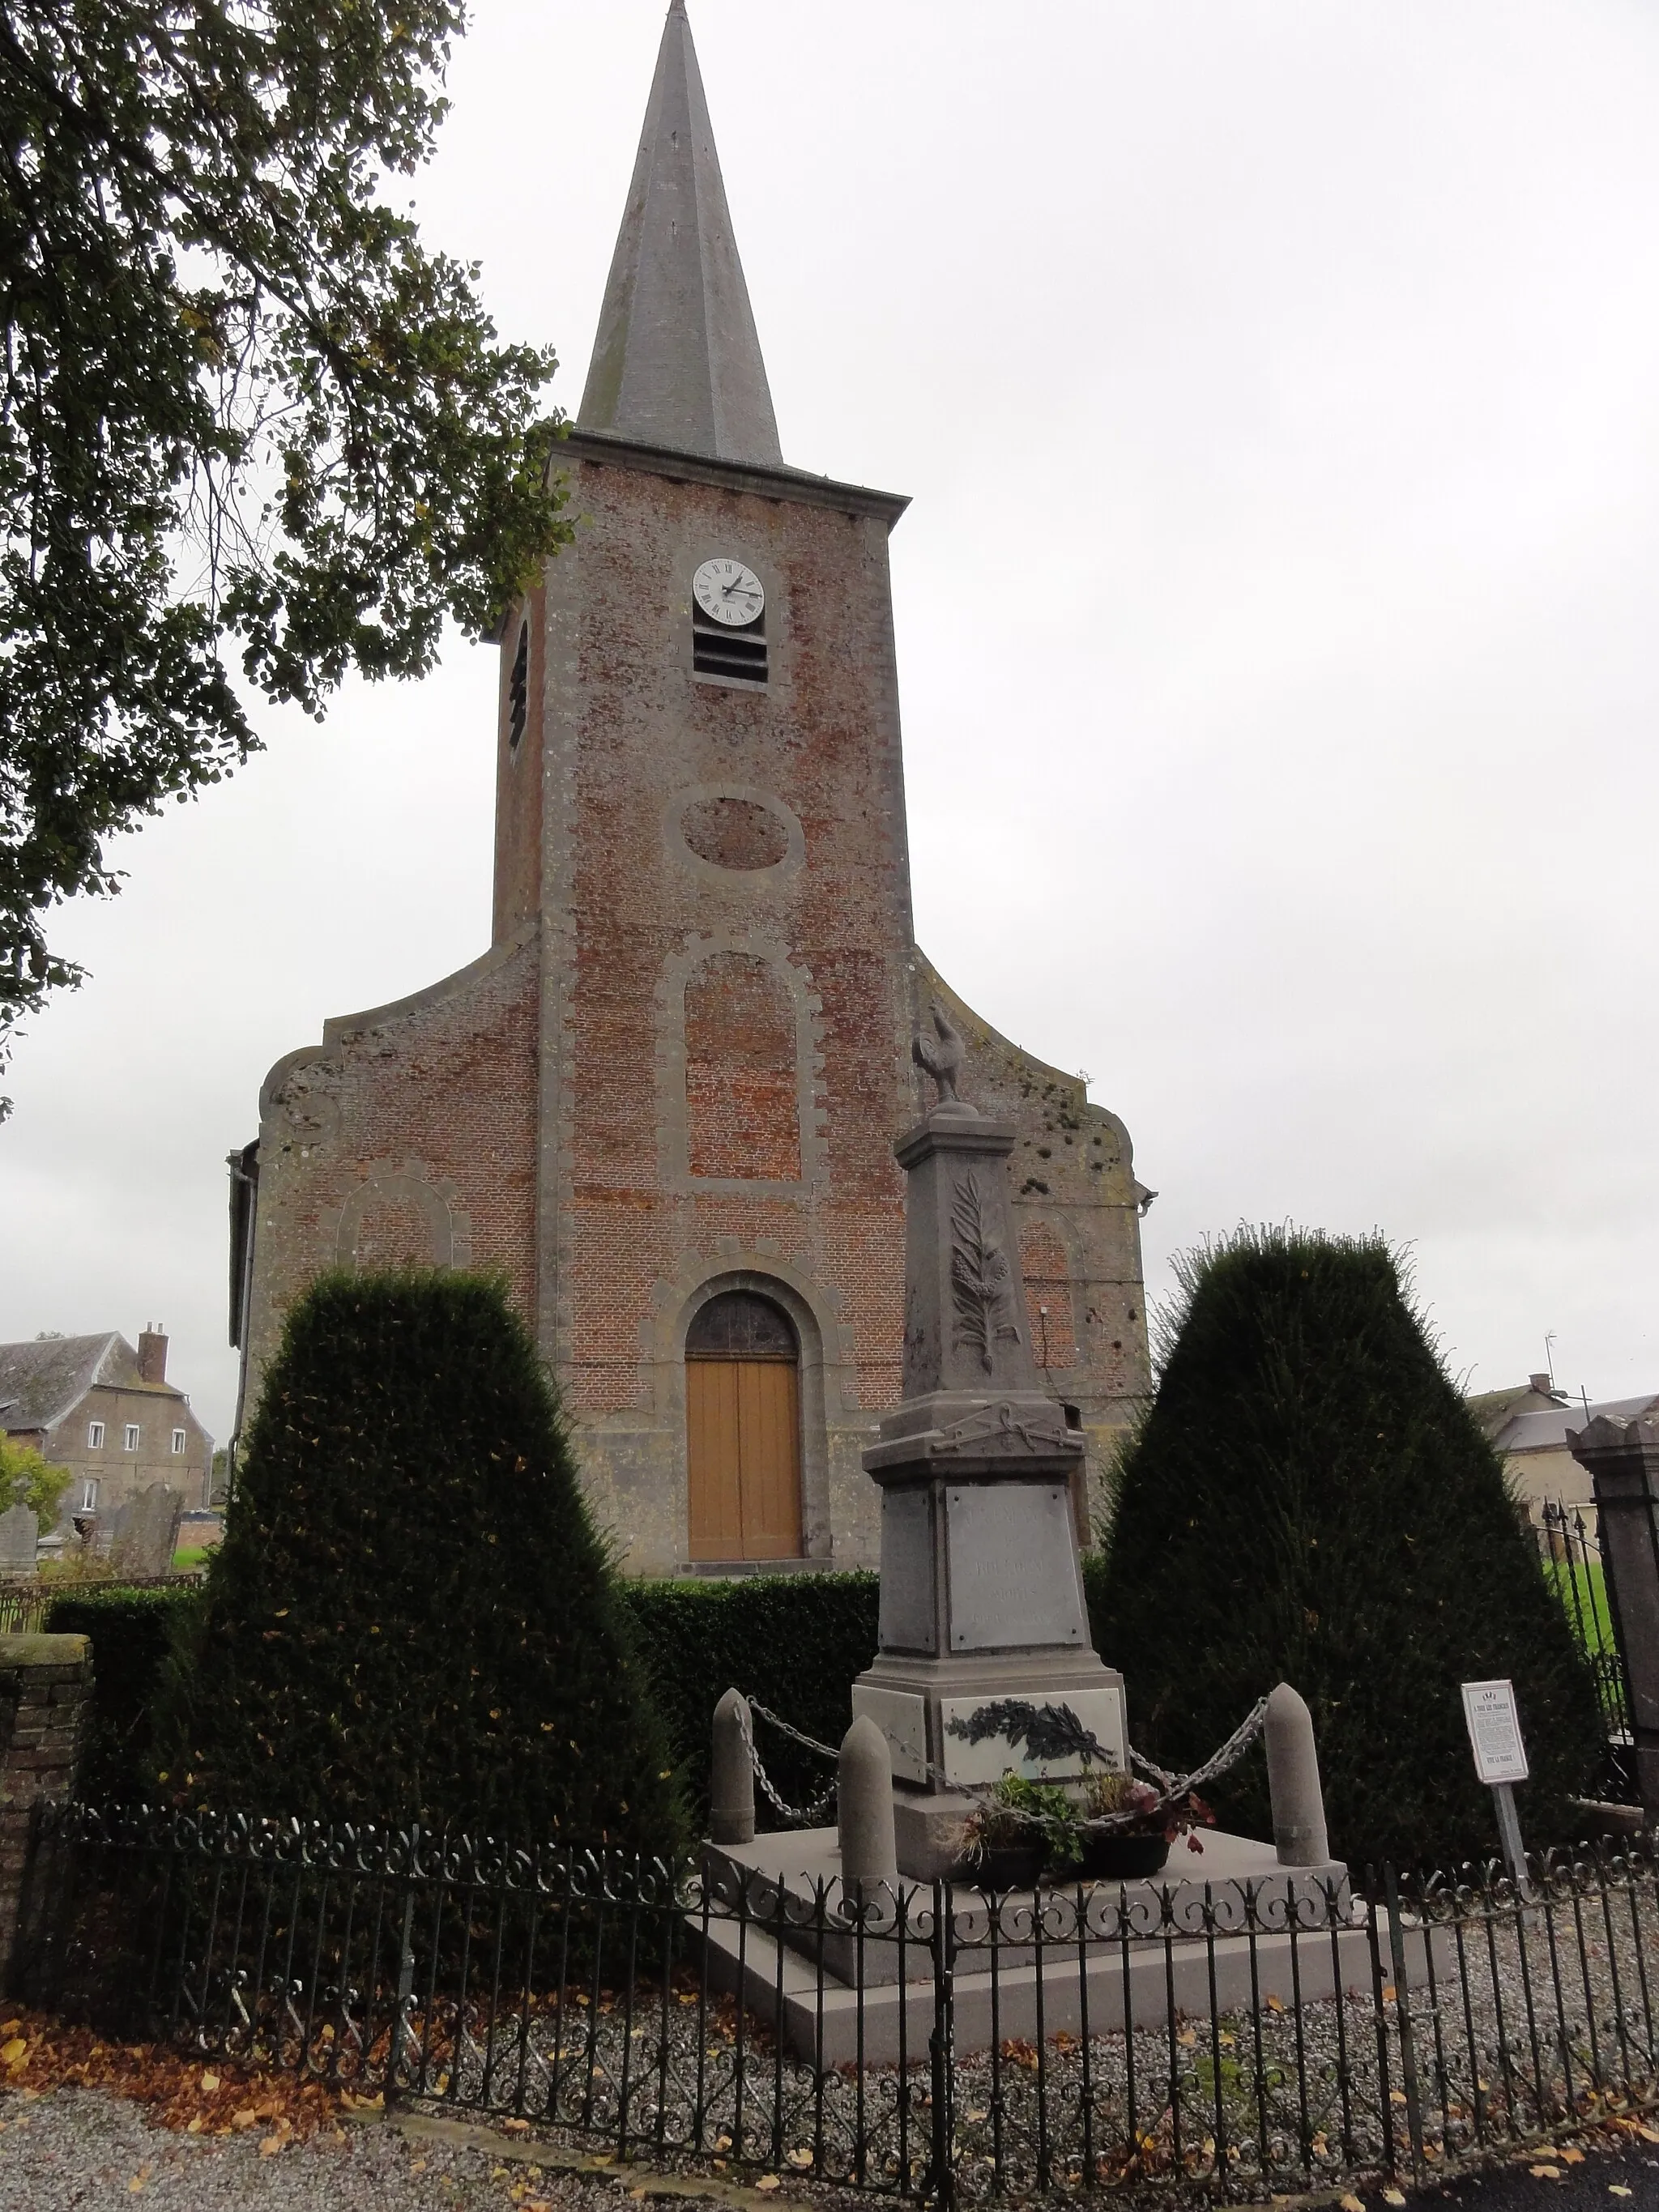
[578,1,783,466]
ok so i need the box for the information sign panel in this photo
[1461,1678,1529,1786]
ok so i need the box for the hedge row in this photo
[621,1573,879,1818]
[41,1565,1124,1826]
[40,1572,888,1824]
[43,1583,200,1803]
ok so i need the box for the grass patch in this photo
[1546,1554,1614,1648]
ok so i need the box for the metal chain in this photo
[747,1700,841,1764]
[1130,1694,1271,1798]
[736,1700,838,1827]
[731,1690,1272,1838]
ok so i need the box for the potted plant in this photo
[1064,1770,1217,1881]
[953,1772,1080,1889]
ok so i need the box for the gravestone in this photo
[850,1012,1128,1876]
[0,1502,37,1574]
[109,1484,184,1579]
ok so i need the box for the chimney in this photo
[139,1326,168,1386]
[1529,1372,1554,1395]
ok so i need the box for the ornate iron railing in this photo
[17,1802,1659,2202]
[1542,1498,1635,1796]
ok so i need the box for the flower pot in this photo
[1078,1832,1170,1882]
[953,1842,1045,1891]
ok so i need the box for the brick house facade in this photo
[232,2,1153,1573]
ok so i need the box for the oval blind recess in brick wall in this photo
[680,795,791,872]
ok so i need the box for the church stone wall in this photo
[240,932,541,1421]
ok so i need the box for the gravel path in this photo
[1352,2134,1659,2209]
[0,2088,606,2211]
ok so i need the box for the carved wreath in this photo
[950,1169,1021,1372]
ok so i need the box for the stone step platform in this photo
[703,1828,1352,1988]
[694,1829,1416,2063]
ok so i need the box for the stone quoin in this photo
[229,0,1153,1573]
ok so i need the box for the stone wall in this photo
[0,1633,91,1993]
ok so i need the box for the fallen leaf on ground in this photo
[258,2136,283,2158]
[1531,2166,1562,2180]
[1562,2148,1585,2163]
[1610,2189,1633,2199]
[757,2176,781,2193]
[1339,2194,1365,2211]
[199,2072,220,2092]
[501,2116,531,2134]
[1384,2192,1407,2206]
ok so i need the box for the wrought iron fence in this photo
[17,1801,1659,2201]
[1542,1499,1635,1798]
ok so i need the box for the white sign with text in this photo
[1462,1678,1529,1786]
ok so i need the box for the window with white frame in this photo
[87,1420,104,1449]
[81,1479,98,1511]
[123,1423,140,1451]
[171,1428,186,1454]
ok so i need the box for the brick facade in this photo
[236,431,1153,1571]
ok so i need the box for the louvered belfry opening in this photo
[692,599,767,684]
[685,1291,801,1562]
[508,621,529,748]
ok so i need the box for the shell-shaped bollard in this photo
[710,1688,756,1846]
[1264,1681,1330,1866]
[838,1714,898,1886]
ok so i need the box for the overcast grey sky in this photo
[4,0,1658,1444]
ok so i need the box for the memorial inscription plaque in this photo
[877,1486,937,1652]
[945,1482,1085,1651]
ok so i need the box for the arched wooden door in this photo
[685,1292,802,1561]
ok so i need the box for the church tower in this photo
[232,1,1152,1572]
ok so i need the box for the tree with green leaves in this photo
[153,1271,686,1854]
[0,0,571,1091]
[0,1433,71,1530]
[1090,1226,1602,1869]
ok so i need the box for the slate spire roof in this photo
[578,0,783,467]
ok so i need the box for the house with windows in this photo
[1468,1372,1659,1533]
[0,1328,214,1532]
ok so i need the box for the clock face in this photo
[693,556,765,628]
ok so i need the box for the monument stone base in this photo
[698,1829,1367,2065]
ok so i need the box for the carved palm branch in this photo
[950,1169,1013,1372]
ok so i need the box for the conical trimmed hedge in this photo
[154,1272,686,1854]
[1091,1228,1601,1869]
